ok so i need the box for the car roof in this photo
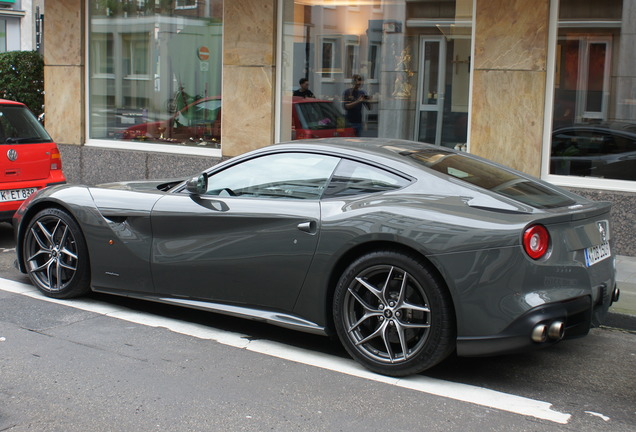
[292,96,335,104]
[270,138,445,173]
[277,137,436,158]
[554,122,636,136]
[0,99,26,107]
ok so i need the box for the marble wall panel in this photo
[224,0,276,66]
[44,66,84,146]
[474,0,548,71]
[470,69,546,177]
[44,0,83,66]
[221,66,275,156]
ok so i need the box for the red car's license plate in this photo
[0,187,37,202]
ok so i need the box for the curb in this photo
[603,312,636,332]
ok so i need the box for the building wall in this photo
[43,0,84,146]
[222,0,277,157]
[470,0,548,177]
[44,0,636,257]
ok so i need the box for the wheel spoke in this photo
[399,301,430,314]
[31,224,51,250]
[354,276,384,304]
[55,258,63,289]
[394,322,410,361]
[347,310,382,333]
[355,319,386,347]
[379,266,395,303]
[30,257,55,274]
[61,247,78,262]
[381,324,396,362]
[348,285,378,313]
[397,321,431,329]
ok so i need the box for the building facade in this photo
[0,0,44,52]
[42,0,636,256]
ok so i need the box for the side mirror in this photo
[186,173,208,195]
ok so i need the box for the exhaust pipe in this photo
[548,321,565,340]
[611,286,620,304]
[531,324,548,343]
[532,321,565,343]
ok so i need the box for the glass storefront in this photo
[88,0,223,149]
[550,0,636,182]
[280,0,472,149]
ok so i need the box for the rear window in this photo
[405,148,575,209]
[0,106,52,145]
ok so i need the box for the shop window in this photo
[88,0,223,150]
[176,0,197,9]
[550,0,635,182]
[320,38,337,81]
[280,1,472,147]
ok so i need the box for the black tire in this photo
[22,208,91,299]
[333,250,455,376]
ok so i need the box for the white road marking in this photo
[584,411,610,421]
[0,277,571,424]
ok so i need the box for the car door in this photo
[150,151,340,311]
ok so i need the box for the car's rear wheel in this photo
[23,208,90,299]
[333,250,455,376]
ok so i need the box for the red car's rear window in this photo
[0,106,52,144]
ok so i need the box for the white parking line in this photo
[0,277,571,424]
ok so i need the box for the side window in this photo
[324,159,410,198]
[205,152,340,199]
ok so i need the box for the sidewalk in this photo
[607,255,636,331]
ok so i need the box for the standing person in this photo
[293,78,315,98]
[342,74,370,136]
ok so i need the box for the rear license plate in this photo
[0,187,37,202]
[584,241,611,267]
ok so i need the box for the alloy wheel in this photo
[343,264,432,364]
[25,214,79,292]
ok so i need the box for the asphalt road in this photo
[1,222,635,431]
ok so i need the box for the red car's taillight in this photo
[523,224,550,259]
[50,148,62,170]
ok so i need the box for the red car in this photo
[292,96,355,139]
[122,97,222,147]
[0,99,66,222]
[122,96,354,144]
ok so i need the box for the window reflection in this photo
[550,0,636,181]
[89,0,223,148]
[281,1,472,149]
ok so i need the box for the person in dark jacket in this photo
[293,78,315,98]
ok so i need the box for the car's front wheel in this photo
[23,208,90,299]
[333,250,455,376]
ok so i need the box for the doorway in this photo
[415,35,470,148]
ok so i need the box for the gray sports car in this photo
[13,138,620,376]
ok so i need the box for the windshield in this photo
[405,148,576,209]
[295,101,346,130]
[0,106,52,144]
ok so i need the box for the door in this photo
[150,151,341,312]
[416,37,446,146]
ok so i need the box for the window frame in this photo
[541,0,635,192]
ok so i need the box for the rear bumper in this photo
[0,180,66,221]
[456,286,617,357]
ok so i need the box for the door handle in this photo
[297,221,317,234]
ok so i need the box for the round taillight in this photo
[523,224,550,259]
